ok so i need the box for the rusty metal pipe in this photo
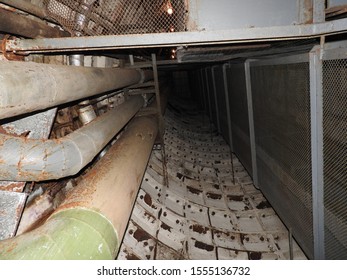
[0,61,153,120]
[0,116,158,259]
[0,0,52,21]
[0,7,69,38]
[0,95,144,181]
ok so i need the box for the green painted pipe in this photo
[0,209,117,260]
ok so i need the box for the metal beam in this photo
[245,60,259,188]
[6,18,347,54]
[309,45,325,259]
[222,63,234,151]
[211,66,221,133]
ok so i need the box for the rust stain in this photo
[160,222,172,232]
[187,186,202,195]
[206,192,222,200]
[227,195,244,202]
[144,193,152,207]
[133,228,151,242]
[0,126,26,137]
[0,182,25,192]
[126,253,140,260]
[191,224,208,234]
[303,0,313,24]
[194,240,214,252]
[248,252,262,260]
[214,229,230,237]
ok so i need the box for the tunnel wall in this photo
[191,41,347,259]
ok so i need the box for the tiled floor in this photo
[117,100,306,260]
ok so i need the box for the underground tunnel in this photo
[0,0,346,261]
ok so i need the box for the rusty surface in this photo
[326,5,347,18]
[0,7,69,38]
[302,0,314,24]
[0,182,25,193]
[0,124,26,192]
[52,116,158,244]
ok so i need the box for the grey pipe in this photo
[0,61,153,120]
[0,96,144,182]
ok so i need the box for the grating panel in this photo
[44,0,187,36]
[213,66,229,141]
[228,64,252,174]
[322,59,347,259]
[250,62,313,258]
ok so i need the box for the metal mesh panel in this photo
[250,62,313,258]
[322,59,347,259]
[44,0,187,36]
[228,64,252,174]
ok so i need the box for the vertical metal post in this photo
[129,54,134,66]
[245,60,259,188]
[199,69,208,125]
[309,45,325,259]
[211,66,221,134]
[298,0,313,24]
[199,69,206,111]
[152,54,169,200]
[204,68,213,121]
[222,63,235,184]
[222,63,234,151]
[151,53,162,118]
[313,0,325,23]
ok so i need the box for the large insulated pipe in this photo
[0,116,158,259]
[0,61,153,120]
[0,95,144,181]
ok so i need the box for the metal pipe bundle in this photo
[0,116,158,259]
[0,61,153,120]
[0,96,144,181]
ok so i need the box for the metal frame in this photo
[211,65,221,133]
[309,45,325,260]
[244,60,258,188]
[6,18,347,54]
[204,68,213,120]
[222,63,234,151]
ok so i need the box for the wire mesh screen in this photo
[250,62,313,258]
[322,59,347,259]
[228,64,252,175]
[44,0,187,36]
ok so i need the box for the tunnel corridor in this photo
[0,0,346,261]
[117,94,307,260]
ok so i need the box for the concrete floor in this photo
[117,99,307,260]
